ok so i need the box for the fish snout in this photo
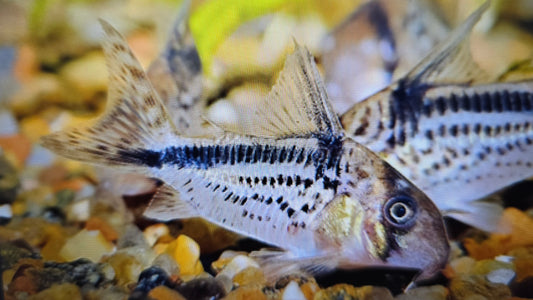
[382,191,450,282]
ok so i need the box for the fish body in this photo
[42,20,449,281]
[322,0,449,113]
[341,2,533,231]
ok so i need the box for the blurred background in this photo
[1,1,533,298]
[2,0,533,229]
[2,0,533,127]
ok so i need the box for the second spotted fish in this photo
[42,21,448,281]
[341,2,533,231]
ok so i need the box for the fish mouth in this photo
[413,244,450,282]
[383,230,450,283]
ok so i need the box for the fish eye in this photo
[384,196,417,230]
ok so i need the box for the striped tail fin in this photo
[41,20,178,170]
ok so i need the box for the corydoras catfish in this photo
[146,0,206,136]
[41,20,449,281]
[93,0,209,198]
[322,0,449,112]
[341,2,533,231]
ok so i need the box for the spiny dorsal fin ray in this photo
[233,44,343,139]
[42,20,177,169]
[147,0,205,135]
[144,184,199,220]
[404,0,491,86]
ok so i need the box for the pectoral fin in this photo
[444,197,504,233]
[144,184,200,220]
[250,248,338,282]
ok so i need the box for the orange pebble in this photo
[148,286,186,300]
[52,178,88,193]
[464,208,533,260]
[224,285,268,300]
[13,44,38,82]
[85,217,119,242]
[127,31,157,69]
[441,264,456,279]
[41,225,68,261]
[20,115,50,142]
[6,259,44,296]
[0,134,31,167]
[164,235,204,276]
[300,281,320,300]
[509,247,533,282]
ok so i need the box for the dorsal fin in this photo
[232,45,343,139]
[403,0,491,86]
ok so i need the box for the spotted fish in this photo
[146,0,206,136]
[41,20,449,282]
[341,2,533,231]
[93,0,211,198]
[322,0,449,112]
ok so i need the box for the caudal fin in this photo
[146,0,206,135]
[42,20,177,170]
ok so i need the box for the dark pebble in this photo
[131,266,172,296]
[55,189,76,208]
[0,241,40,271]
[41,206,66,224]
[315,267,419,295]
[449,274,511,300]
[176,277,226,300]
[275,273,312,289]
[40,258,113,289]
[262,286,279,298]
[510,276,533,298]
[0,216,10,225]
[0,153,19,205]
[116,224,150,249]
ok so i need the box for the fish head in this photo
[313,144,449,282]
[369,175,450,282]
[357,154,450,282]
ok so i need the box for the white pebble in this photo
[60,229,115,262]
[143,224,169,246]
[495,255,514,263]
[0,204,12,219]
[25,145,56,167]
[486,268,516,285]
[218,250,245,260]
[216,274,233,294]
[0,110,18,135]
[67,198,91,222]
[206,100,238,126]
[216,255,259,280]
[282,281,306,300]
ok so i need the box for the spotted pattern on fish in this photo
[121,136,343,178]
[146,0,205,135]
[376,83,533,148]
[342,81,533,220]
[42,19,450,282]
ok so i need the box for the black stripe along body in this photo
[342,81,533,221]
